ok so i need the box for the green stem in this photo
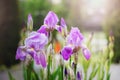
[47,55,51,80]
[74,53,78,77]
[84,72,87,80]
[61,64,64,80]
[74,63,77,76]
[69,56,71,66]
[69,56,71,80]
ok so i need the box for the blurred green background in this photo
[0,0,120,68]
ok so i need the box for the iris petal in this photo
[67,27,84,48]
[25,32,48,50]
[44,11,59,29]
[37,25,48,36]
[61,46,73,60]
[34,52,46,68]
[16,46,26,61]
[39,52,47,68]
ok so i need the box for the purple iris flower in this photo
[82,48,91,60]
[67,27,84,48]
[61,27,91,60]
[16,46,37,61]
[61,27,84,60]
[61,46,73,60]
[37,11,60,35]
[16,31,48,68]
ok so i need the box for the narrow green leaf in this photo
[100,68,105,80]
[40,69,44,80]
[58,65,64,80]
[8,71,15,80]
[23,65,27,80]
[31,71,39,80]
[107,73,111,80]
[89,66,99,80]
[51,66,61,80]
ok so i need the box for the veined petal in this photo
[16,46,26,61]
[34,52,47,68]
[39,52,47,68]
[25,32,48,50]
[34,53,41,65]
[44,11,59,29]
[82,48,91,60]
[67,27,84,47]
[61,46,73,60]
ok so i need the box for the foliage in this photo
[8,71,15,80]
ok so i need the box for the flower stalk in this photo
[74,52,78,76]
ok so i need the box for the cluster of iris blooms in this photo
[15,11,91,80]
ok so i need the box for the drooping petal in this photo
[44,11,59,29]
[34,53,41,65]
[27,14,33,31]
[39,52,47,68]
[34,52,47,68]
[61,46,73,60]
[25,32,48,50]
[37,25,48,36]
[82,48,91,60]
[16,46,26,61]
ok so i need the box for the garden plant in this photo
[9,11,114,80]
